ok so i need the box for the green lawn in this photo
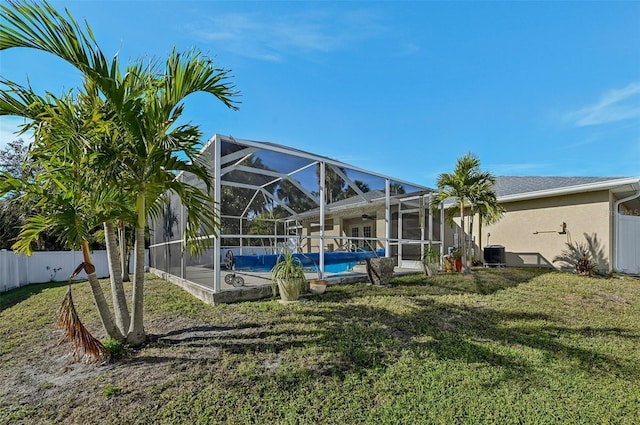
[1,268,639,424]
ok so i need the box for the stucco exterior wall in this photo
[477,191,612,270]
[445,190,613,271]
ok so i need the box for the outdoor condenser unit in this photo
[483,245,505,267]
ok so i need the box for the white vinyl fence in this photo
[618,214,640,274]
[0,249,149,293]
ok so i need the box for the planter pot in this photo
[309,279,328,294]
[366,257,395,286]
[444,256,454,273]
[277,278,303,302]
[454,258,463,272]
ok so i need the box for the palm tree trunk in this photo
[119,220,130,282]
[81,239,124,341]
[460,200,469,273]
[478,218,483,263]
[104,220,130,334]
[127,194,146,346]
[468,212,474,269]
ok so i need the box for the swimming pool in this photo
[310,262,358,274]
[232,250,384,273]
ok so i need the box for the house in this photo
[149,135,639,306]
[450,176,640,274]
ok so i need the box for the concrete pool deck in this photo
[150,264,422,305]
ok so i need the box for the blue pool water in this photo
[310,262,358,274]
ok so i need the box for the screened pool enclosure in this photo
[149,135,444,299]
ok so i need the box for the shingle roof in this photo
[493,176,629,197]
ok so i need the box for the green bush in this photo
[101,338,130,360]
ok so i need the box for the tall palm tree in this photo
[1,0,239,345]
[430,153,497,273]
[469,184,504,255]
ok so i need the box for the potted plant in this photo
[299,252,328,294]
[271,251,306,302]
[422,244,441,277]
[309,276,328,294]
[452,249,463,272]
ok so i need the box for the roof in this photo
[494,176,640,208]
[494,176,629,198]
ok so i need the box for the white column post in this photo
[181,174,186,279]
[385,178,391,257]
[428,194,434,243]
[440,202,445,258]
[213,135,222,293]
[319,161,326,278]
[419,195,425,259]
[397,199,403,264]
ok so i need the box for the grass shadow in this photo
[0,280,70,311]
[138,267,637,388]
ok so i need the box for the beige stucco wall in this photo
[447,190,613,271]
[302,205,398,253]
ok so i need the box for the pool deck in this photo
[150,264,422,305]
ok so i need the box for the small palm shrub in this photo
[576,254,597,276]
[553,233,605,276]
[422,244,441,277]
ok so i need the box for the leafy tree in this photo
[336,180,370,201]
[0,138,67,250]
[0,196,22,249]
[390,182,406,195]
[0,0,238,346]
[431,153,499,272]
[246,211,288,248]
[0,139,28,178]
[275,178,317,213]
[316,164,346,204]
[0,139,27,249]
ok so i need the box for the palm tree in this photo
[430,153,498,272]
[316,164,345,204]
[1,0,239,345]
[470,185,504,256]
[0,84,131,340]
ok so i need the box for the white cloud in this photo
[565,82,640,127]
[188,8,386,62]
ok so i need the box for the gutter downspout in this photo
[613,185,640,272]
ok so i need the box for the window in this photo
[363,226,372,250]
[351,227,360,250]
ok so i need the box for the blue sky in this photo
[1,1,639,188]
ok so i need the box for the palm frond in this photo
[56,285,110,363]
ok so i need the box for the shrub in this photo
[553,233,606,276]
[101,338,130,361]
